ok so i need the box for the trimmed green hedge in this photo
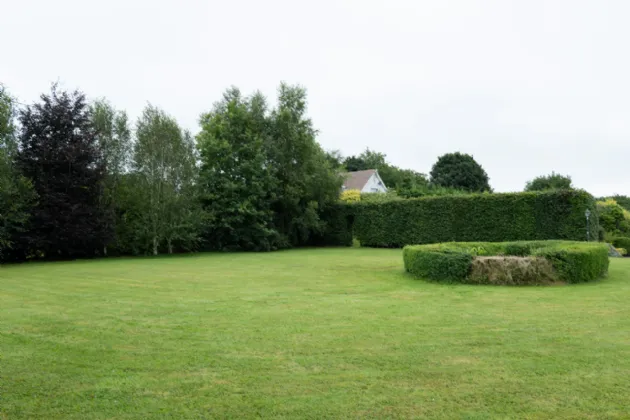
[403,241,609,285]
[612,237,630,256]
[350,190,598,248]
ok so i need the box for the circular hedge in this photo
[403,241,609,285]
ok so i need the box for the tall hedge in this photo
[348,190,598,248]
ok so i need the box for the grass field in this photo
[2,248,630,419]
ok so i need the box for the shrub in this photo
[351,190,598,248]
[309,204,354,247]
[597,199,630,237]
[340,189,361,202]
[612,237,630,256]
[403,241,609,285]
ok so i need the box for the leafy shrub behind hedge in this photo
[352,190,598,248]
[403,241,609,285]
[612,237,630,256]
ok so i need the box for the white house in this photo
[342,169,387,193]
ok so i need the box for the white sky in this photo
[3,0,629,196]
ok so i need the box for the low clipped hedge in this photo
[403,241,609,285]
[350,190,598,248]
[612,237,630,256]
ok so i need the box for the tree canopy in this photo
[525,172,573,191]
[0,85,36,256]
[197,88,278,251]
[17,87,111,258]
[429,152,491,193]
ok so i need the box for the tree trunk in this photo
[103,246,108,256]
[167,239,173,254]
[152,236,158,256]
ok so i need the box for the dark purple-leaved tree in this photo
[17,86,112,258]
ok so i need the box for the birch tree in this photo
[133,105,201,255]
[91,99,132,254]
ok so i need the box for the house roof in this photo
[342,169,377,190]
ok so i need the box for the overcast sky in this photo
[2,0,629,195]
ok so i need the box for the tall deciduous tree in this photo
[132,105,201,255]
[17,86,111,258]
[524,172,573,192]
[267,83,343,246]
[197,88,278,250]
[430,152,491,193]
[90,99,132,254]
[0,85,36,257]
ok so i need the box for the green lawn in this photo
[2,249,630,419]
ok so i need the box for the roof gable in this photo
[342,169,377,190]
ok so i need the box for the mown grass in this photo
[2,249,630,419]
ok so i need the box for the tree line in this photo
[2,81,627,261]
[0,83,345,260]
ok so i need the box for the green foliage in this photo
[397,183,468,198]
[0,86,36,256]
[0,159,36,255]
[359,191,403,203]
[0,84,17,153]
[343,148,428,192]
[90,99,132,255]
[402,247,472,282]
[349,190,598,248]
[324,149,345,170]
[131,105,202,255]
[525,172,573,191]
[196,83,342,250]
[430,152,491,192]
[197,88,278,251]
[310,204,354,247]
[266,83,343,247]
[403,241,609,284]
[597,199,630,237]
[612,237,630,256]
[609,195,630,212]
[536,243,610,283]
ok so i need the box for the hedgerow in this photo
[403,241,609,285]
[350,190,598,247]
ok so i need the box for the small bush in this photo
[612,237,630,256]
[340,189,361,202]
[403,241,609,285]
